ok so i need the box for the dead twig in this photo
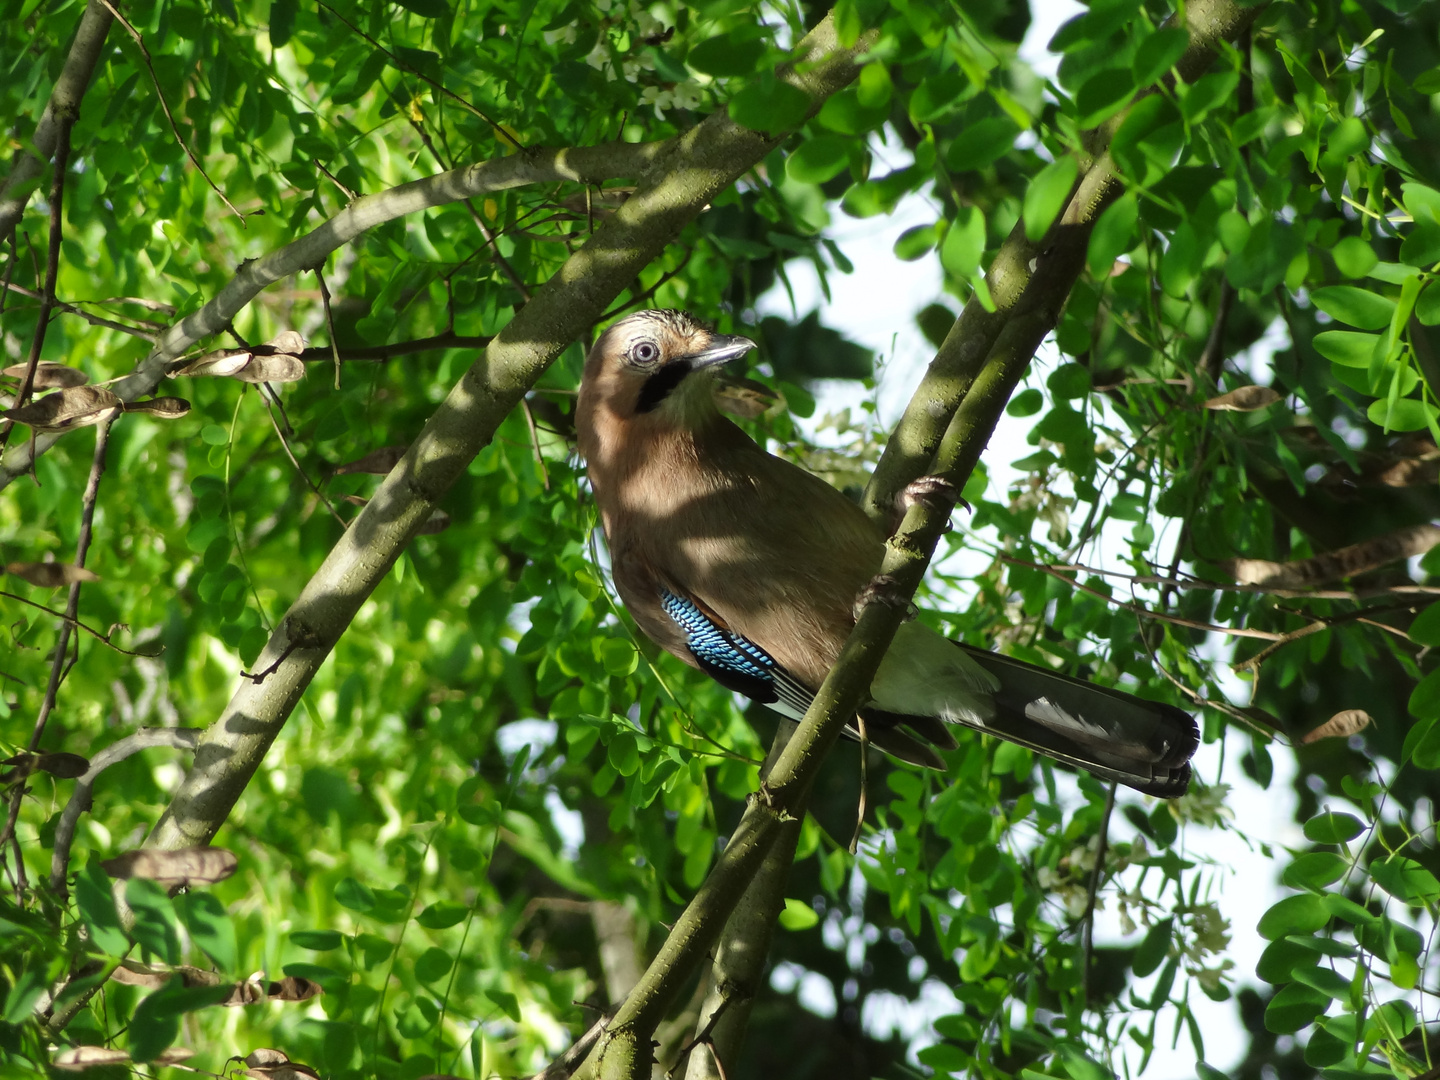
[313,263,344,390]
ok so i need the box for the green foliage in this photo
[1,0,1439,1078]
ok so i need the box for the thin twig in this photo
[260,393,347,528]
[29,416,114,754]
[0,415,113,864]
[94,0,244,219]
[47,728,202,894]
[527,1014,611,1080]
[1001,554,1440,604]
[849,711,868,856]
[0,592,158,656]
[296,332,493,363]
[1006,558,1289,642]
[2,122,72,459]
[521,398,551,489]
[0,281,157,340]
[313,262,343,389]
[667,986,738,1080]
[1079,782,1117,1006]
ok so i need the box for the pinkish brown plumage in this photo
[576,309,1198,794]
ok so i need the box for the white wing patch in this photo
[1025,696,1113,740]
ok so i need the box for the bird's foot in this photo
[853,574,917,621]
[899,474,970,515]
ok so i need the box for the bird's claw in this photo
[853,574,917,621]
[899,475,969,514]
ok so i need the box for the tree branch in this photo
[0,141,675,490]
[580,7,1267,1074]
[0,0,113,239]
[47,728,202,895]
[142,11,876,863]
[682,727,800,1080]
[861,0,1268,521]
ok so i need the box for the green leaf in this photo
[1088,192,1137,277]
[688,33,766,78]
[940,206,986,278]
[1409,715,1440,769]
[599,638,639,676]
[416,901,469,929]
[1414,603,1440,647]
[1180,70,1239,124]
[1132,917,1173,977]
[778,898,820,930]
[282,961,344,987]
[1076,68,1135,128]
[1321,892,1377,927]
[484,988,520,1021]
[1290,964,1351,999]
[816,88,888,135]
[856,62,892,109]
[415,946,453,984]
[1367,396,1438,433]
[945,117,1020,172]
[1303,811,1365,843]
[1368,857,1440,903]
[174,892,238,973]
[1047,364,1091,399]
[76,857,129,956]
[786,137,851,184]
[1311,286,1396,330]
[894,223,941,261]
[1331,236,1379,278]
[1256,938,1314,984]
[394,0,449,15]
[1409,666,1440,721]
[335,876,376,913]
[269,0,296,47]
[291,930,343,950]
[1257,894,1329,940]
[127,879,182,964]
[1312,330,1383,368]
[1008,388,1044,417]
[130,978,234,1062]
[1023,156,1078,242]
[1264,982,1331,1034]
[1280,853,1348,892]
[1132,27,1189,88]
[729,76,810,133]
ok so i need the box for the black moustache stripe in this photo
[635,361,693,414]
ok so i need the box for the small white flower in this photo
[543,24,577,46]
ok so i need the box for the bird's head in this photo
[580,309,758,425]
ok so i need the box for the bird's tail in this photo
[860,626,1198,796]
[946,644,1197,798]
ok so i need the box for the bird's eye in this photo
[632,341,660,365]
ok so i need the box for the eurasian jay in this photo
[576,309,1197,797]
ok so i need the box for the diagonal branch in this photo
[142,12,876,862]
[861,0,1268,521]
[0,0,113,239]
[0,140,676,490]
[578,5,1268,1076]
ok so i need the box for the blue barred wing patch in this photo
[659,588,813,719]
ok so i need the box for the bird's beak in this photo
[682,334,758,370]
